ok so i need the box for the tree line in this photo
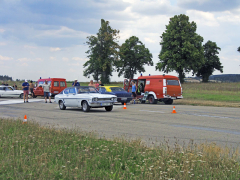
[83,15,225,83]
[0,75,12,81]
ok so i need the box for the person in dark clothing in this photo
[72,79,80,87]
[22,79,29,103]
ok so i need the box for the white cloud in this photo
[72,57,86,61]
[0,42,6,46]
[50,47,61,52]
[62,57,69,62]
[50,57,56,60]
[18,58,30,62]
[144,37,157,43]
[20,62,29,66]
[0,55,13,61]
[24,45,37,49]
[186,10,219,27]
[0,29,5,33]
[217,11,240,24]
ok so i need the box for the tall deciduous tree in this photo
[83,19,120,83]
[238,46,240,52]
[115,36,153,79]
[196,40,223,82]
[156,14,204,83]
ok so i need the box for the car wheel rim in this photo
[83,103,87,111]
[60,102,63,108]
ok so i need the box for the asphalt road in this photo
[1,98,240,148]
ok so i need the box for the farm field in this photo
[1,118,240,179]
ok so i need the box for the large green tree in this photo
[196,40,223,82]
[115,36,153,79]
[238,46,240,52]
[156,14,204,83]
[83,19,120,83]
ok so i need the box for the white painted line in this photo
[139,110,165,113]
[0,99,45,105]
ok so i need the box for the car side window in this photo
[99,87,106,93]
[69,88,76,94]
[64,89,69,94]
[0,87,3,90]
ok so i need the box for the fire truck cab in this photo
[123,74,183,104]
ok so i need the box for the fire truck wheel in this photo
[164,99,173,105]
[148,95,157,104]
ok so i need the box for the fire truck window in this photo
[60,81,66,87]
[54,81,59,87]
[167,80,179,86]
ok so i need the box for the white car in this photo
[55,86,117,112]
[0,85,24,98]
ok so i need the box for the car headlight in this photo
[92,97,98,102]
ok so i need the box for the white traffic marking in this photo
[139,110,165,113]
[0,99,45,105]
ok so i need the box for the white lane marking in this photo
[0,99,45,105]
[139,110,165,113]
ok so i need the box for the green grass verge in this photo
[1,118,240,179]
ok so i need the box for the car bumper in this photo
[89,101,114,107]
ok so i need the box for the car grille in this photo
[98,98,112,101]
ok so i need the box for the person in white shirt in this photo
[42,80,52,103]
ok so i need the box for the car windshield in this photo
[98,87,106,93]
[110,87,125,91]
[77,86,99,94]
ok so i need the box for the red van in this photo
[33,78,67,98]
[124,74,183,104]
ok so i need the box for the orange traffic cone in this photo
[172,106,177,114]
[123,103,127,109]
[23,115,27,124]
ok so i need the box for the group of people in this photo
[22,79,51,103]
[72,79,104,90]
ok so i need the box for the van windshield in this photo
[167,80,179,86]
[38,81,51,85]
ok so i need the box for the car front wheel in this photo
[82,101,90,112]
[59,100,66,110]
[105,105,113,111]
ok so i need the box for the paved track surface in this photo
[0,98,240,148]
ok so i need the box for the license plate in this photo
[171,97,176,99]
[54,91,59,93]
[101,103,110,106]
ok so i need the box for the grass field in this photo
[1,118,240,179]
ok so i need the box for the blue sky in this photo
[0,0,239,81]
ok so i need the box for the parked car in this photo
[55,86,117,112]
[98,86,132,104]
[124,74,183,104]
[0,85,24,98]
[33,78,67,98]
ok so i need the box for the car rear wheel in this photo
[59,100,66,110]
[148,95,157,104]
[105,105,113,111]
[82,101,90,112]
[20,93,23,99]
[164,99,173,105]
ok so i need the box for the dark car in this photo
[98,86,132,104]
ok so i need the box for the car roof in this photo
[0,85,12,88]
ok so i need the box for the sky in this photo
[0,0,239,82]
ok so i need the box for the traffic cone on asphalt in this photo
[23,115,27,124]
[172,106,177,114]
[123,103,127,110]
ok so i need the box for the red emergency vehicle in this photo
[33,78,67,98]
[123,74,183,104]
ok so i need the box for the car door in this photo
[67,88,78,107]
[2,87,16,97]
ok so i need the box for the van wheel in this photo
[82,101,90,112]
[148,95,157,104]
[59,100,66,110]
[164,99,173,105]
[105,105,113,111]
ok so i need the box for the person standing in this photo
[131,81,137,103]
[22,79,29,103]
[88,80,94,87]
[42,80,52,103]
[94,81,99,90]
[99,80,104,86]
[29,80,34,98]
[13,83,18,90]
[72,79,80,86]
